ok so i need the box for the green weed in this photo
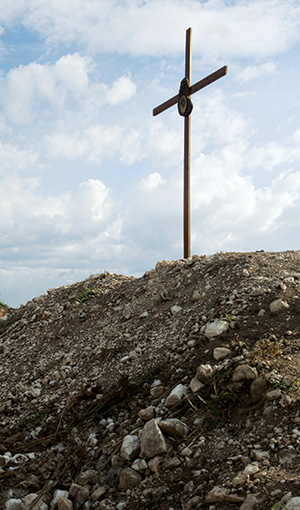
[73,287,97,303]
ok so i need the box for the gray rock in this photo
[91,487,107,501]
[232,364,258,382]
[131,458,148,471]
[269,298,290,314]
[250,376,269,400]
[74,487,89,510]
[196,364,213,383]
[205,320,229,339]
[57,498,73,510]
[239,494,260,510]
[120,434,140,461]
[166,384,188,407]
[138,406,155,421]
[159,418,189,438]
[51,491,69,510]
[5,500,22,510]
[189,376,204,393]
[266,388,281,400]
[286,497,300,510]
[150,385,164,398]
[21,494,48,510]
[213,347,231,360]
[170,305,182,315]
[106,465,123,486]
[140,418,167,459]
[119,467,142,490]
[205,486,244,503]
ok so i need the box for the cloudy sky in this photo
[1,0,300,307]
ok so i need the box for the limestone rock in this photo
[250,376,269,400]
[231,472,248,487]
[138,406,155,421]
[189,376,204,393]
[91,487,107,501]
[21,494,45,510]
[286,497,300,510]
[57,498,73,510]
[213,347,231,360]
[119,467,142,490]
[266,389,281,400]
[205,320,229,339]
[131,458,148,472]
[205,486,243,503]
[270,299,290,314]
[243,464,260,476]
[73,486,89,510]
[51,491,69,510]
[140,419,167,459]
[5,500,22,510]
[232,364,258,382]
[120,434,140,461]
[240,494,260,510]
[159,418,189,438]
[170,305,182,316]
[196,364,213,383]
[166,384,188,407]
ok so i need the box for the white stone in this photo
[205,320,229,339]
[213,347,231,360]
[5,500,22,510]
[266,389,281,400]
[190,376,204,393]
[50,490,69,510]
[243,464,260,476]
[196,364,213,383]
[286,498,300,510]
[269,299,290,314]
[240,494,259,510]
[139,311,148,318]
[131,458,148,471]
[166,384,188,407]
[140,419,167,459]
[138,406,155,421]
[232,365,258,382]
[231,472,248,487]
[159,418,189,438]
[170,305,182,316]
[120,434,140,461]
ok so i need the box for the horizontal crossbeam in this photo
[153,65,227,117]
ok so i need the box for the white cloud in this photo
[0,140,39,173]
[44,123,143,164]
[107,75,136,105]
[246,142,300,171]
[0,53,92,123]
[238,62,277,83]
[2,0,299,59]
[137,172,166,191]
[0,176,116,242]
[0,54,136,124]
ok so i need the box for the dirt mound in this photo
[0,250,300,510]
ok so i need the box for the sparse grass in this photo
[72,286,97,303]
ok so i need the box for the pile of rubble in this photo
[0,250,299,510]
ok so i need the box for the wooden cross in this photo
[153,27,227,259]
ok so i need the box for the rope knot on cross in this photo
[153,27,227,259]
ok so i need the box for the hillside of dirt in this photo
[0,250,300,510]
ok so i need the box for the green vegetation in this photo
[72,286,97,303]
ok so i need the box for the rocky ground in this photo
[0,250,300,510]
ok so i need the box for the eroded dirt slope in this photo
[0,250,300,510]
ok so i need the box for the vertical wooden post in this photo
[153,28,227,260]
[184,28,192,259]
